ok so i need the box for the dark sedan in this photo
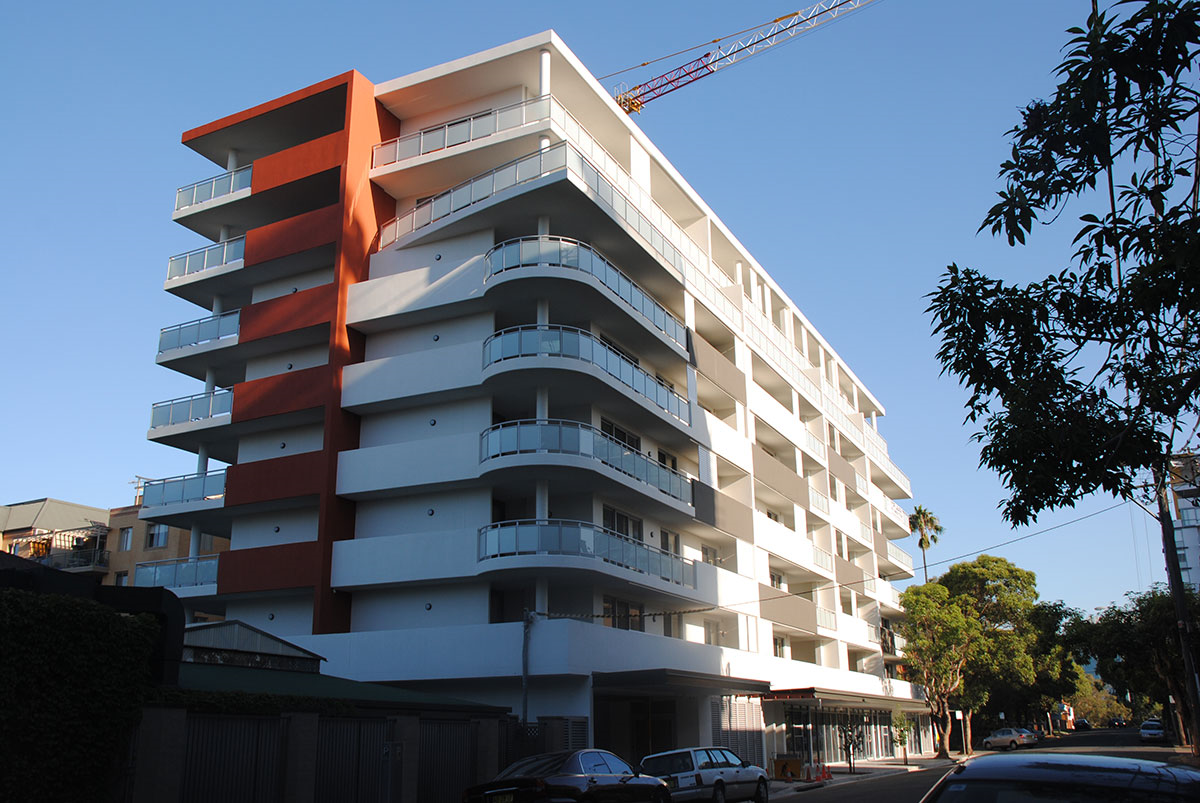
[462,750,670,803]
[919,752,1200,801]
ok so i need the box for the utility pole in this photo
[1156,460,1200,756]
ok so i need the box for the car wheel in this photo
[652,792,669,803]
[753,778,769,803]
[983,741,991,750]
[712,782,726,803]
[1009,741,1017,750]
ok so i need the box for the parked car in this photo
[462,750,670,803]
[1017,728,1040,744]
[639,746,769,803]
[1140,719,1170,743]
[1074,718,1092,730]
[980,727,1038,751]
[919,752,1200,801]
[1108,717,1128,728]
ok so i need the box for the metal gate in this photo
[315,717,396,803]
[181,714,286,803]
[711,696,765,768]
[419,719,478,803]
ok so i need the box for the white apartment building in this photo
[142,31,928,766]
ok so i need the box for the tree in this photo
[940,556,1039,753]
[892,709,914,765]
[908,505,944,583]
[897,583,980,758]
[1072,676,1134,724]
[927,0,1200,750]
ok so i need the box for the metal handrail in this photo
[134,554,219,588]
[485,235,687,348]
[478,518,696,588]
[176,165,252,211]
[141,470,226,508]
[167,237,245,280]
[150,390,233,429]
[158,310,239,353]
[480,419,693,504]
[373,95,553,168]
[483,325,690,424]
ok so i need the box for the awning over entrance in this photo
[592,668,771,697]
[762,687,929,712]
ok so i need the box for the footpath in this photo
[766,755,957,800]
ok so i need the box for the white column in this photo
[538,216,550,237]
[536,387,549,420]
[218,225,230,243]
[203,367,216,395]
[211,296,223,316]
[537,299,549,326]
[536,480,549,519]
[189,526,202,559]
[226,150,239,171]
[539,49,551,97]
[535,577,549,614]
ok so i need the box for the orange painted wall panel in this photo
[217,541,322,595]
[225,452,325,507]
[243,204,340,267]
[231,366,331,423]
[251,131,347,194]
[238,283,336,343]
[183,72,356,145]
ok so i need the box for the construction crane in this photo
[612,0,880,114]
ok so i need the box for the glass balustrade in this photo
[483,326,690,424]
[478,519,696,588]
[141,470,226,508]
[809,487,830,514]
[887,540,914,571]
[868,624,881,643]
[817,606,837,630]
[881,496,909,530]
[813,545,833,571]
[480,420,693,504]
[150,390,233,429]
[863,575,877,593]
[373,96,552,168]
[158,310,239,353]
[804,430,827,461]
[167,237,245,280]
[854,521,874,546]
[485,236,687,349]
[134,554,219,588]
[176,166,252,211]
[40,549,109,571]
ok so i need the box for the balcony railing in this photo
[812,545,833,572]
[741,297,821,403]
[485,236,687,349]
[166,237,245,280]
[886,540,914,572]
[478,519,696,588]
[804,429,827,461]
[159,310,239,353]
[134,555,219,588]
[809,486,830,514]
[141,470,226,508]
[373,96,553,168]
[36,549,109,571]
[484,326,690,424]
[150,390,232,429]
[868,623,882,643]
[480,419,693,504]
[880,495,909,531]
[862,575,877,593]
[816,606,837,630]
[852,521,874,547]
[176,166,252,211]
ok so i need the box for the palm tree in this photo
[909,505,944,583]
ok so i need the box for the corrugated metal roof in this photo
[184,620,324,660]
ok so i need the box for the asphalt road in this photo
[785,727,1188,802]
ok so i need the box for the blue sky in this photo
[0,0,1164,613]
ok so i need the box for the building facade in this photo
[143,32,927,764]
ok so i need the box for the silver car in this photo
[639,746,769,803]
[981,727,1038,750]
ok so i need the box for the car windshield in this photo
[642,752,694,775]
[496,752,572,779]
[928,779,1192,801]
[1143,723,1163,730]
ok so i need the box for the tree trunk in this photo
[963,710,974,755]
[1154,466,1200,755]
[937,710,953,759]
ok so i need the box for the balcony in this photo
[141,469,226,508]
[483,326,689,425]
[812,544,834,572]
[135,555,219,589]
[166,237,245,282]
[158,310,239,353]
[478,518,696,588]
[485,236,686,349]
[374,96,553,168]
[809,486,830,515]
[816,606,837,630]
[480,419,693,504]
[149,390,232,429]
[803,429,827,462]
[35,548,109,573]
[887,540,914,573]
[175,166,252,212]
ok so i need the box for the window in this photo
[603,596,644,632]
[118,528,132,552]
[603,505,643,541]
[773,636,786,658]
[765,509,781,522]
[704,619,720,645]
[114,572,128,587]
[597,333,638,366]
[702,544,719,566]
[770,571,784,590]
[145,524,168,550]
[657,449,677,471]
[600,418,640,451]
[660,529,680,555]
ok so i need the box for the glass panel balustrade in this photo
[813,545,833,571]
[809,486,830,514]
[477,519,696,588]
[483,326,690,424]
[886,540,914,571]
[373,96,553,169]
[485,236,686,348]
[158,310,239,353]
[175,166,252,211]
[141,470,226,508]
[817,606,837,630]
[134,554,219,588]
[150,390,233,429]
[480,420,693,504]
[39,549,109,571]
[166,237,245,280]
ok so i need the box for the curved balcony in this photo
[158,310,239,353]
[483,326,689,425]
[478,519,696,588]
[175,166,252,212]
[480,419,693,504]
[485,236,686,349]
[166,237,245,281]
[149,390,232,429]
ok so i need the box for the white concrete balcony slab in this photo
[752,512,833,579]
